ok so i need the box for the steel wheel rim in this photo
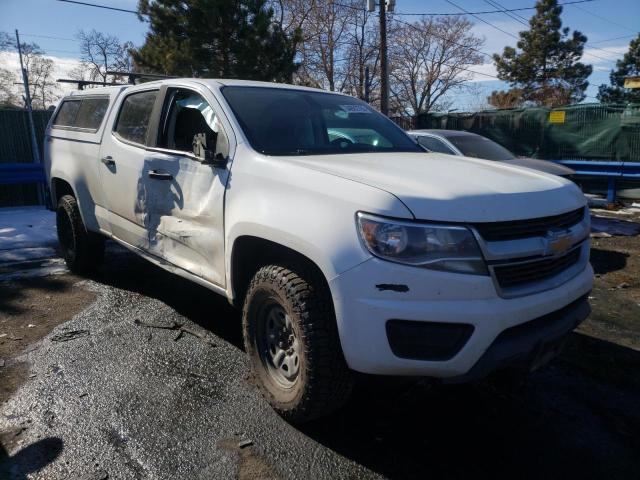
[257,301,300,388]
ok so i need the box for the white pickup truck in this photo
[44,79,593,422]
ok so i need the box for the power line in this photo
[570,3,637,33]
[589,34,636,44]
[476,1,627,62]
[393,0,595,16]
[483,0,529,26]
[481,0,623,63]
[443,0,519,39]
[45,49,82,55]
[444,0,617,63]
[20,33,76,42]
[56,0,143,15]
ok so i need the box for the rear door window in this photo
[52,100,81,127]
[52,97,110,131]
[75,98,110,130]
[114,90,158,146]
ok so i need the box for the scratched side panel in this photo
[144,153,227,287]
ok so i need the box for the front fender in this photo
[224,148,413,289]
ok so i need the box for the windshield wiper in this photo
[260,148,315,156]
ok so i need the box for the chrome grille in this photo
[473,208,585,242]
[492,248,582,289]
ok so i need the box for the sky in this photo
[0,0,639,110]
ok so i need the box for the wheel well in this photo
[51,178,75,205]
[230,236,331,308]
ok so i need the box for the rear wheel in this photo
[242,264,353,423]
[56,195,104,274]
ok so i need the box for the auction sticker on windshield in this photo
[340,104,371,114]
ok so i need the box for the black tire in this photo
[242,264,354,423]
[56,194,104,274]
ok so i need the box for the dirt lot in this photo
[1,211,639,479]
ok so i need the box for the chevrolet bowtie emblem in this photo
[545,230,573,255]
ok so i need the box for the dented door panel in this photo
[143,151,228,287]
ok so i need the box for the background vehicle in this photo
[408,129,575,178]
[44,80,592,423]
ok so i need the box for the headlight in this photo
[357,212,487,275]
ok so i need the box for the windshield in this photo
[221,86,421,156]
[445,135,515,161]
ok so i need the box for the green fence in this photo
[0,108,53,207]
[416,103,640,162]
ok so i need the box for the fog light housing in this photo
[386,320,474,361]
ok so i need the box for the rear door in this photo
[141,85,233,286]
[98,87,161,250]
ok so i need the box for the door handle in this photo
[101,156,115,166]
[148,170,173,180]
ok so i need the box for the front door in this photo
[142,87,231,287]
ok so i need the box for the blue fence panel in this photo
[553,160,640,202]
[0,163,46,185]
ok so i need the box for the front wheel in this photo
[242,265,353,423]
[56,195,104,274]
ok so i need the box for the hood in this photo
[283,152,586,222]
[503,157,575,177]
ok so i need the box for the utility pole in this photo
[368,0,394,115]
[15,29,44,205]
[379,0,389,116]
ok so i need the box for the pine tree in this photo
[131,0,299,82]
[597,34,640,104]
[491,0,592,107]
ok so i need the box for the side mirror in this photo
[193,132,227,168]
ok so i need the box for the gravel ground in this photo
[1,211,639,480]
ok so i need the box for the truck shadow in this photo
[298,334,640,479]
[90,242,244,349]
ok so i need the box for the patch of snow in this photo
[585,194,609,208]
[0,260,68,281]
[0,206,58,251]
[0,206,66,280]
[0,246,58,263]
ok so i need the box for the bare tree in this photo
[0,33,19,106]
[0,67,18,107]
[19,42,60,109]
[343,6,380,102]
[293,1,357,92]
[73,29,133,83]
[0,32,60,108]
[270,0,315,38]
[388,16,484,116]
[28,55,58,109]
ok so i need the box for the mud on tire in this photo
[56,194,104,274]
[242,264,354,423]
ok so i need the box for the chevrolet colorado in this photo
[44,79,593,422]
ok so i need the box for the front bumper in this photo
[329,257,593,377]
